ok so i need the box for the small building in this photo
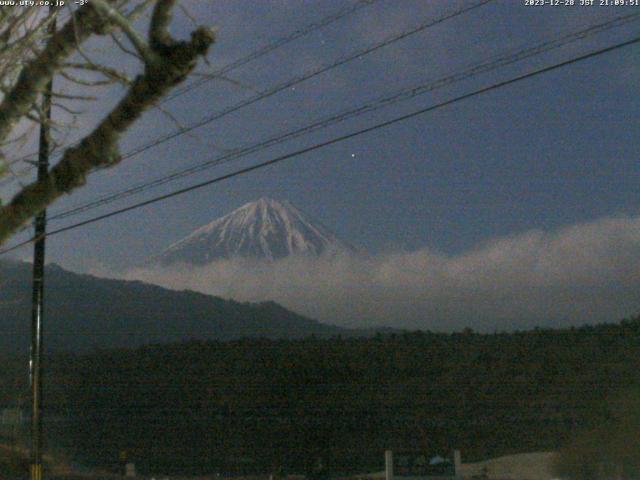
[385,450,463,480]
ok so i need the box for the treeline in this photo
[2,317,640,476]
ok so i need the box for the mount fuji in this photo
[157,198,352,265]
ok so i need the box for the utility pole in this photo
[30,7,56,480]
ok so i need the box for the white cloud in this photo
[93,214,640,332]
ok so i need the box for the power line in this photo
[2,0,382,171]
[3,0,494,212]
[162,0,382,104]
[5,0,495,176]
[1,34,637,256]
[46,11,640,223]
[114,0,495,161]
[43,0,503,220]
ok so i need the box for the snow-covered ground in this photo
[354,452,559,480]
[459,452,558,480]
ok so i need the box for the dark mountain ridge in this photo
[0,259,349,353]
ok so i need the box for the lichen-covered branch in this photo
[0,2,214,245]
[150,0,176,50]
[0,6,110,151]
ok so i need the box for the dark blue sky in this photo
[5,0,639,271]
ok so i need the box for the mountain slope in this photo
[0,260,348,353]
[157,198,350,265]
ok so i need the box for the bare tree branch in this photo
[0,6,110,153]
[63,62,132,84]
[150,0,177,50]
[91,0,156,65]
[0,1,214,243]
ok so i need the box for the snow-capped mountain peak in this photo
[157,198,349,265]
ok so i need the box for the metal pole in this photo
[453,449,462,477]
[30,7,56,480]
[385,450,393,480]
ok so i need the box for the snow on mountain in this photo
[157,198,351,265]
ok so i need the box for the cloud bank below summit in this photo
[99,214,640,332]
